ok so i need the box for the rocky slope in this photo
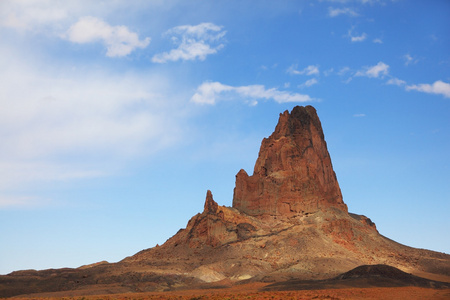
[125,189,448,284]
[1,105,449,297]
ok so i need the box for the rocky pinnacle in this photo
[232,105,348,217]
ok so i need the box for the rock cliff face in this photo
[233,106,347,217]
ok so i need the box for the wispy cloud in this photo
[386,77,406,86]
[323,68,334,76]
[347,27,367,42]
[403,53,418,66]
[0,51,183,202]
[152,23,226,63]
[191,81,314,105]
[299,78,319,88]
[350,32,367,42]
[0,0,68,31]
[406,80,450,98]
[322,0,391,4]
[373,38,383,44]
[65,16,150,57]
[328,7,359,17]
[337,66,351,76]
[353,113,366,117]
[287,64,320,76]
[355,61,389,78]
[0,195,53,209]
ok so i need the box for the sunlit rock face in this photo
[232,105,348,217]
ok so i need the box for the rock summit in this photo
[233,105,347,217]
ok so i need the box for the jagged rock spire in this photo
[204,190,218,213]
[233,105,347,216]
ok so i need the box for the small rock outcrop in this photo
[204,190,219,213]
[164,190,258,249]
[233,105,347,217]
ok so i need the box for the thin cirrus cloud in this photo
[287,64,320,76]
[387,77,406,86]
[0,52,182,203]
[353,113,366,117]
[0,195,52,209]
[403,53,418,66]
[152,22,226,63]
[373,38,383,44]
[65,16,151,57]
[0,0,68,31]
[328,7,359,17]
[190,81,314,105]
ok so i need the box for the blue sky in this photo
[0,0,449,275]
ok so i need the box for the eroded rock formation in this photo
[2,105,449,298]
[233,105,347,217]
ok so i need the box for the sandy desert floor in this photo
[7,284,450,300]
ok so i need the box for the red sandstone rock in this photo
[166,190,259,248]
[204,190,219,213]
[233,105,348,217]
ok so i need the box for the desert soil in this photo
[7,284,450,300]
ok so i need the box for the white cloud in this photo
[406,80,450,98]
[299,78,319,88]
[353,113,366,117]
[350,32,367,42]
[191,82,314,105]
[0,1,175,36]
[386,77,406,86]
[65,16,150,57]
[0,50,183,198]
[328,7,359,17]
[287,64,320,76]
[190,82,234,105]
[152,22,226,63]
[356,61,389,78]
[0,0,68,31]
[347,27,367,42]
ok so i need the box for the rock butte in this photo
[233,105,347,217]
[1,105,449,297]
[125,105,448,284]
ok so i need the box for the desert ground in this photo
[7,284,450,300]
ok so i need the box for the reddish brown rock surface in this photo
[233,105,347,216]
